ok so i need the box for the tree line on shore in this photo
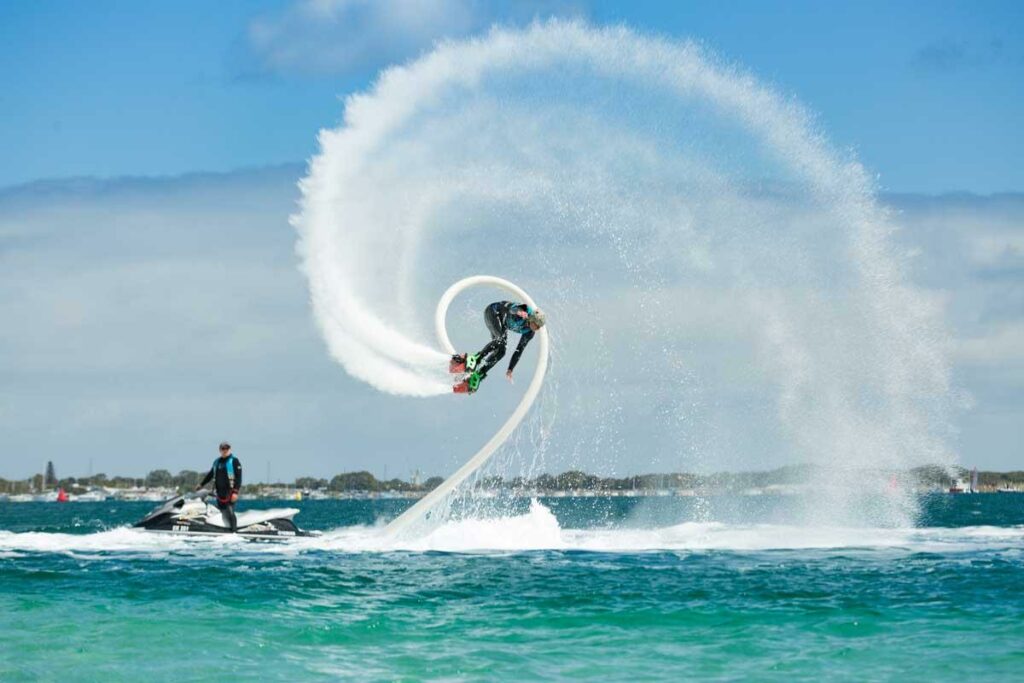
[3,464,1023,496]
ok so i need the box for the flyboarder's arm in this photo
[507,329,535,375]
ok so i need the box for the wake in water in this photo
[2,500,1021,559]
[293,21,955,528]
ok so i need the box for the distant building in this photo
[44,461,57,488]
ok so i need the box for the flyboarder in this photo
[195,442,243,532]
[451,301,546,394]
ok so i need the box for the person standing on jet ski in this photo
[453,301,546,393]
[195,442,242,532]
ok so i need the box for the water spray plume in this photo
[292,21,956,529]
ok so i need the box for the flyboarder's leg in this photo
[475,338,506,377]
[452,307,505,373]
[452,304,507,394]
[454,340,505,394]
[478,305,508,372]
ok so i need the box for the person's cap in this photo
[528,309,546,328]
[219,441,231,450]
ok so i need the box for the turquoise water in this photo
[2,495,1022,681]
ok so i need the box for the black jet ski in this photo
[133,490,316,538]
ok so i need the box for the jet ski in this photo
[133,490,316,538]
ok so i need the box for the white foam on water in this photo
[389,498,564,551]
[3,503,1021,558]
[0,527,248,557]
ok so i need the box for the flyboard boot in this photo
[453,370,484,394]
[449,353,480,374]
[452,353,487,394]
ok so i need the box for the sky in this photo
[1,1,1022,481]
[2,0,1022,193]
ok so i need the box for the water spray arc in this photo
[294,21,955,531]
[385,275,549,537]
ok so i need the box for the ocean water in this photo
[2,495,1022,681]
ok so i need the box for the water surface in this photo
[2,495,1022,681]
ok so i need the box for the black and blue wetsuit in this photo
[475,301,536,378]
[199,455,242,531]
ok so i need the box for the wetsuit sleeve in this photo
[233,458,242,492]
[507,329,534,373]
[199,466,214,487]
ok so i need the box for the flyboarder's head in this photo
[527,309,546,332]
[219,441,231,458]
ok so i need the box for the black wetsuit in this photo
[475,301,536,378]
[199,455,242,532]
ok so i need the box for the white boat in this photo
[116,488,176,502]
[74,489,109,502]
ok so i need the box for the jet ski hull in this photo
[132,492,317,538]
[136,513,314,538]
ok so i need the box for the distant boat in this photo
[115,488,175,502]
[948,479,968,494]
[997,486,1017,493]
[74,489,109,502]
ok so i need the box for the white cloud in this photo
[1,170,1023,478]
[957,323,1024,366]
[244,0,583,75]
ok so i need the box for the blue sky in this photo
[2,2,1023,481]
[1,0,1022,193]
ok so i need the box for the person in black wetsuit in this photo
[195,441,242,532]
[459,301,545,391]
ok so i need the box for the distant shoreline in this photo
[1,488,1020,504]
[2,463,1021,501]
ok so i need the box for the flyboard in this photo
[384,275,549,538]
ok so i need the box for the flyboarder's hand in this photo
[230,492,239,503]
[506,370,514,383]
